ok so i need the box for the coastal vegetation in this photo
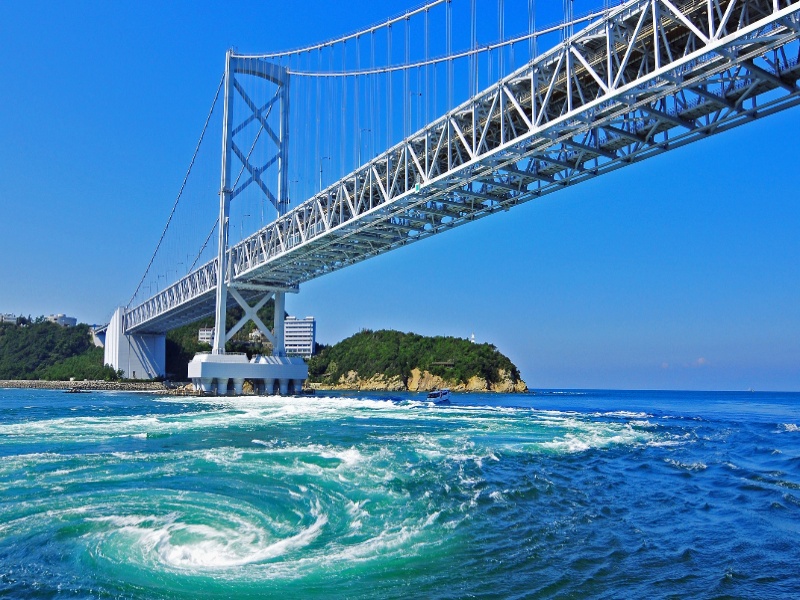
[0,321,119,380]
[307,329,525,392]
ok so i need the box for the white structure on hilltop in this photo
[285,316,316,357]
[47,314,77,327]
[0,313,16,324]
[198,327,215,344]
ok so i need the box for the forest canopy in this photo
[307,329,521,385]
[0,321,119,380]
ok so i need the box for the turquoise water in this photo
[1,388,799,598]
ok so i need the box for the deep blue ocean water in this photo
[0,388,798,599]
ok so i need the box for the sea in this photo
[0,388,798,599]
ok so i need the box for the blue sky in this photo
[1,1,798,391]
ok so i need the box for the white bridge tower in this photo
[187,51,307,395]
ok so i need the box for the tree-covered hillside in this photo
[307,329,521,385]
[0,299,284,381]
[0,322,119,380]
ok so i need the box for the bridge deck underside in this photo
[125,0,800,334]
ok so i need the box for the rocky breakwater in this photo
[0,380,169,392]
[308,367,527,393]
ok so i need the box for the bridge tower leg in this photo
[273,291,285,356]
[187,50,307,395]
[104,307,165,380]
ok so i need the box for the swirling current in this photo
[0,388,798,598]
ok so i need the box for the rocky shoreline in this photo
[307,367,528,393]
[2,371,529,395]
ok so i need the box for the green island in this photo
[307,329,527,393]
[1,312,527,393]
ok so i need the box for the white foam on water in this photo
[665,458,707,471]
[251,439,275,447]
[88,499,328,571]
[424,510,441,526]
[162,511,327,569]
[248,442,368,472]
[2,393,406,444]
[780,423,799,432]
[593,411,652,419]
[320,446,363,467]
[345,499,370,532]
[0,413,176,443]
[646,439,685,448]
[322,523,417,564]
[538,422,652,454]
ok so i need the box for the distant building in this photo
[284,316,316,357]
[47,314,77,327]
[249,329,265,343]
[198,327,215,344]
[0,313,16,324]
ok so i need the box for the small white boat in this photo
[427,389,450,404]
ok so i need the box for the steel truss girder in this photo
[224,0,800,289]
[124,255,298,333]
[125,0,800,333]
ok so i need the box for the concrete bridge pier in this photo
[104,307,165,380]
[187,354,307,396]
[194,378,214,393]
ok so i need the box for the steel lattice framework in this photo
[126,0,800,334]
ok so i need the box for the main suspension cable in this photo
[126,73,225,309]
[245,0,447,60]
[285,9,607,78]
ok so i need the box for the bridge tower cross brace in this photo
[188,51,307,395]
[213,50,291,357]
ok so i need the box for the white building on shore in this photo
[47,314,77,327]
[0,313,16,324]
[284,316,316,357]
[198,327,215,345]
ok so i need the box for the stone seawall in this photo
[0,380,169,392]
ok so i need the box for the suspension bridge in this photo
[99,0,800,393]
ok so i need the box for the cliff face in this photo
[309,367,527,393]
